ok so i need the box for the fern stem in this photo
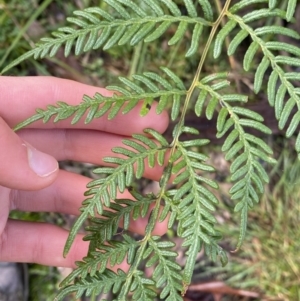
[149,7,235,248]
[172,0,233,148]
[192,0,233,87]
[119,243,148,300]
[214,0,242,93]
[122,1,234,295]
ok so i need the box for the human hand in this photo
[0,76,169,268]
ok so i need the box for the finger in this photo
[0,219,165,268]
[0,220,130,271]
[10,170,168,236]
[0,118,58,190]
[0,220,88,268]
[17,129,165,180]
[0,77,169,135]
[0,187,10,235]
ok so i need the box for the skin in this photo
[0,76,169,268]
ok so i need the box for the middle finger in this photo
[10,170,167,236]
[17,128,165,181]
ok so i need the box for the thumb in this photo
[0,118,58,190]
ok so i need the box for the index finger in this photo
[0,77,169,136]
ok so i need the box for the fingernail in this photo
[26,144,58,177]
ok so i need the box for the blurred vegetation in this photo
[1,0,300,300]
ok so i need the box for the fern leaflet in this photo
[1,0,215,74]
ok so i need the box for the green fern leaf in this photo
[217,107,229,132]
[186,23,203,57]
[14,68,188,130]
[279,98,296,130]
[267,70,278,106]
[230,153,248,173]
[195,89,208,117]
[144,21,173,43]
[146,237,183,300]
[62,235,137,286]
[244,133,273,154]
[255,26,300,39]
[239,119,272,134]
[131,23,157,46]
[214,19,237,59]
[130,272,157,300]
[243,8,287,23]
[286,111,300,137]
[243,41,260,71]
[269,0,277,9]
[221,94,248,102]
[296,133,300,153]
[230,0,269,13]
[160,0,181,16]
[197,0,213,21]
[182,235,201,287]
[168,21,188,45]
[216,89,276,249]
[229,4,300,153]
[275,84,287,120]
[236,205,248,250]
[170,137,225,288]
[2,1,214,74]
[205,97,218,120]
[56,269,127,301]
[84,196,152,245]
[63,129,168,256]
[202,72,229,83]
[286,0,297,21]
[217,116,234,135]
[225,141,244,160]
[183,0,197,18]
[116,0,148,17]
[161,67,186,90]
[231,107,264,122]
[275,56,300,67]
[9,1,300,299]
[228,29,249,56]
[254,56,270,93]
[222,129,239,152]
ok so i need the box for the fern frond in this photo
[219,105,275,247]
[224,9,300,157]
[195,74,247,118]
[130,271,157,301]
[144,236,183,300]
[83,191,154,245]
[61,235,137,287]
[63,129,169,256]
[1,1,215,74]
[13,68,186,131]
[196,76,276,248]
[163,129,227,287]
[55,269,127,300]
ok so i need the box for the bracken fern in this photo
[2,0,300,300]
